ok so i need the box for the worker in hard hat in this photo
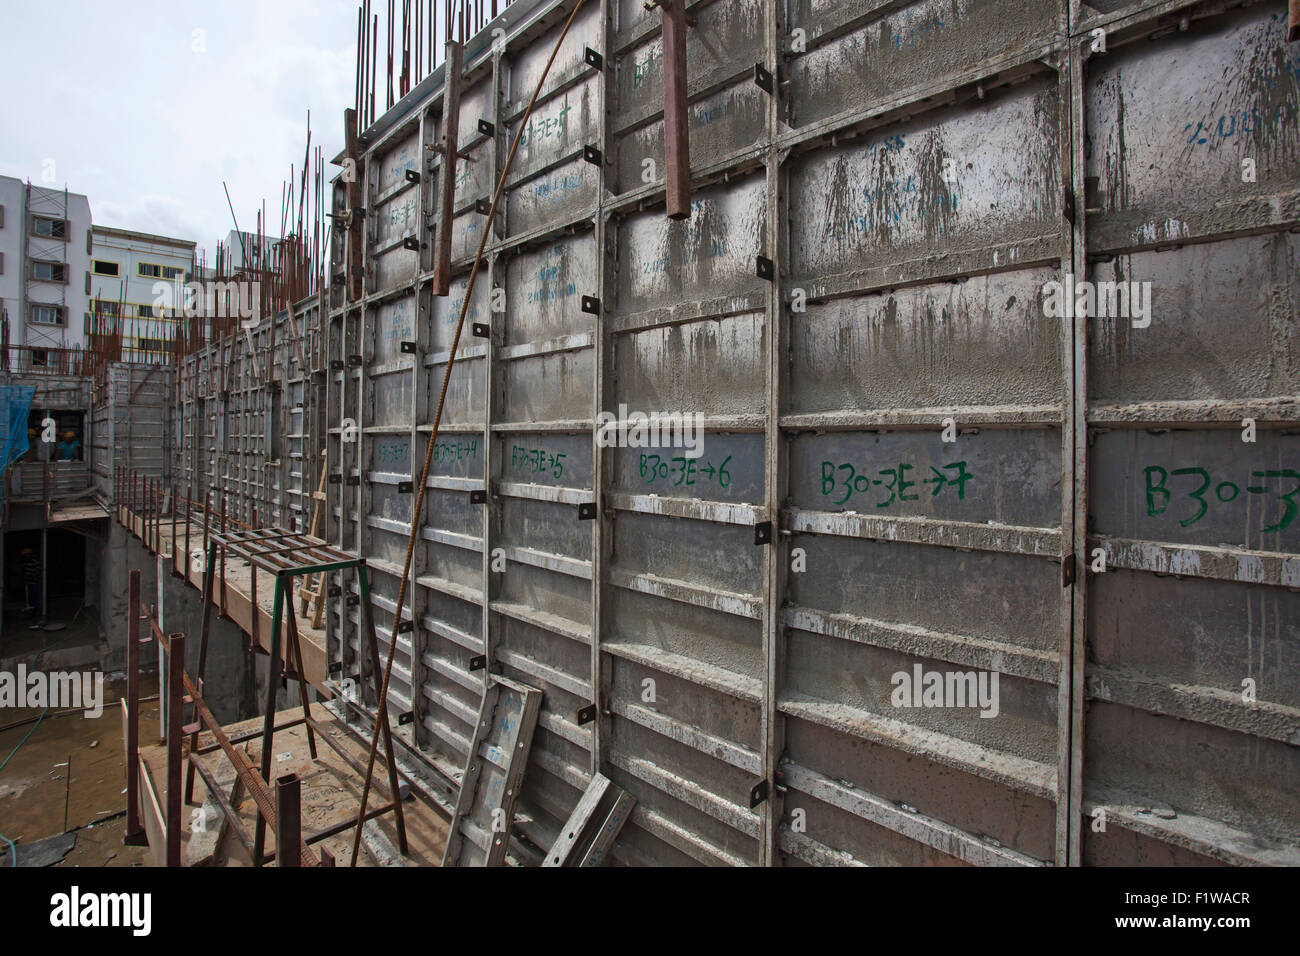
[56,430,81,462]
[21,547,41,615]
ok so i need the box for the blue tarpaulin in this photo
[0,385,36,508]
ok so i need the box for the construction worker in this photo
[21,547,41,616]
[56,430,81,462]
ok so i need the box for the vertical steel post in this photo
[284,592,318,758]
[165,631,185,867]
[124,569,144,844]
[276,773,302,867]
[184,537,220,804]
[432,40,464,295]
[662,0,691,220]
[253,573,287,866]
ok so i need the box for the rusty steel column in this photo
[165,631,185,868]
[276,773,302,867]
[344,108,365,303]
[124,570,145,845]
[432,39,464,295]
[662,0,691,220]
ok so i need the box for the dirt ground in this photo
[0,674,156,868]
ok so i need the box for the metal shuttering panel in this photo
[319,0,1300,866]
[1076,2,1300,866]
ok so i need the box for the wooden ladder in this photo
[297,448,329,627]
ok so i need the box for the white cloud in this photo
[0,0,359,263]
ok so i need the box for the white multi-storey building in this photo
[90,225,196,361]
[0,175,94,365]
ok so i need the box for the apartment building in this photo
[90,225,196,362]
[0,175,94,364]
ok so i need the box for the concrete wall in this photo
[95,520,287,726]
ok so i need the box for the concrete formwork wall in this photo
[323,0,1300,866]
[92,364,171,498]
[174,300,326,533]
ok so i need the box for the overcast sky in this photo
[0,0,366,263]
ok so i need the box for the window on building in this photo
[31,349,48,367]
[93,300,121,318]
[31,260,67,282]
[161,265,184,280]
[137,304,156,318]
[31,216,68,240]
[137,262,161,278]
[138,337,163,353]
[93,259,120,276]
[30,304,65,326]
[0,205,5,228]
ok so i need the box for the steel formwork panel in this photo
[313,0,1300,867]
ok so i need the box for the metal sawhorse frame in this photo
[186,526,408,865]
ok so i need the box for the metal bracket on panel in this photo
[1062,186,1076,225]
[584,47,603,70]
[750,778,769,809]
[398,480,414,493]
[1062,553,1076,587]
[328,660,343,675]
[583,145,603,166]
[477,119,495,137]
[581,295,600,315]
[330,359,344,371]
[756,256,774,281]
[346,594,360,607]
[472,322,491,338]
[753,521,773,545]
[578,501,598,520]
[398,711,414,725]
[347,354,363,367]
[402,237,421,251]
[577,703,597,725]
[400,341,418,354]
[346,474,360,486]
[469,654,487,671]
[396,619,414,633]
[331,273,346,286]
[474,197,491,215]
[329,473,342,484]
[328,585,342,597]
[753,63,774,95]
[405,169,421,184]
[470,489,487,504]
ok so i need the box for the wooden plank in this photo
[136,753,169,868]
